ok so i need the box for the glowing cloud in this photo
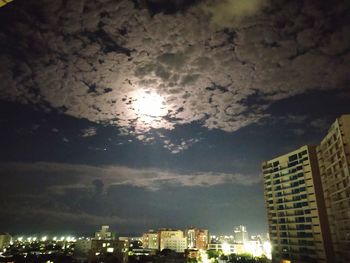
[134,91,167,118]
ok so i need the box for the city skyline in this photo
[1,0,350,238]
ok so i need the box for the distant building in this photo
[142,230,159,250]
[95,225,113,240]
[158,229,187,252]
[73,238,91,262]
[233,225,248,244]
[89,226,128,263]
[187,228,196,249]
[186,228,209,250]
[0,233,12,251]
[263,145,333,263]
[317,114,350,263]
[207,243,245,255]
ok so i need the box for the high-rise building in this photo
[158,229,187,252]
[187,228,196,249]
[262,145,333,263]
[316,114,350,263]
[233,225,248,244]
[186,228,209,250]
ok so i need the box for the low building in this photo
[142,230,159,250]
[88,226,129,263]
[95,225,113,240]
[73,238,91,262]
[89,239,128,263]
[159,229,187,252]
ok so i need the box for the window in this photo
[289,154,298,162]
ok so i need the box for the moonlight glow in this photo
[134,91,167,118]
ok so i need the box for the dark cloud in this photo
[138,0,200,15]
[92,179,104,195]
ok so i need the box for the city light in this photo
[263,241,272,259]
[244,241,263,258]
[221,242,231,255]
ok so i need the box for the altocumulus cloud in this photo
[0,0,349,144]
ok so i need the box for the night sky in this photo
[0,0,350,236]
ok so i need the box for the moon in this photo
[134,91,167,119]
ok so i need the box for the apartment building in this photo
[316,114,350,263]
[262,145,333,263]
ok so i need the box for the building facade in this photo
[142,230,159,250]
[233,225,248,244]
[73,239,92,262]
[158,229,187,252]
[263,145,333,263]
[186,228,209,250]
[95,225,113,240]
[316,114,350,263]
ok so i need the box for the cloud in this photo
[81,127,97,137]
[0,162,260,192]
[310,117,331,130]
[202,0,267,26]
[0,161,260,229]
[163,137,202,154]
[8,207,133,226]
[0,0,349,143]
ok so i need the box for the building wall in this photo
[159,229,187,252]
[233,225,248,244]
[187,229,196,249]
[95,225,112,239]
[142,232,159,250]
[196,229,209,250]
[262,145,333,263]
[89,239,128,263]
[317,114,350,263]
[186,228,209,250]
